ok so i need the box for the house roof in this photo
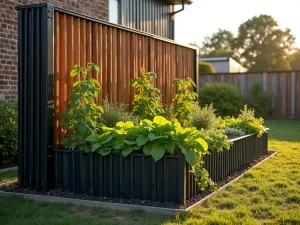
[164,0,193,5]
[199,57,229,62]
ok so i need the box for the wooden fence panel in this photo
[199,71,300,119]
[53,11,197,146]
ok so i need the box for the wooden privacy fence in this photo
[199,71,300,119]
[16,3,197,191]
[53,7,197,145]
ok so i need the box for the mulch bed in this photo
[0,151,274,209]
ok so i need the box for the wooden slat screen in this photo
[53,11,196,146]
[199,71,300,119]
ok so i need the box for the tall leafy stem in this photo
[172,78,198,126]
[130,68,164,119]
[60,63,103,152]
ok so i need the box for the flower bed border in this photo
[53,132,268,205]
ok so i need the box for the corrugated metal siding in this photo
[16,3,54,191]
[121,0,174,39]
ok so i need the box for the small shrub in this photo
[0,100,18,164]
[224,105,266,137]
[130,68,164,119]
[224,127,246,137]
[199,128,232,152]
[247,82,272,118]
[172,78,198,126]
[191,103,217,130]
[99,98,138,127]
[162,105,176,121]
[199,61,215,73]
[60,63,103,151]
[198,83,243,117]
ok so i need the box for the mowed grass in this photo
[0,169,17,184]
[0,120,300,225]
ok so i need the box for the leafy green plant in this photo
[172,78,198,126]
[198,83,243,117]
[0,100,18,164]
[198,128,232,152]
[224,105,266,137]
[247,82,272,118]
[191,103,217,130]
[60,63,103,151]
[99,98,139,127]
[130,68,164,119]
[224,127,246,137]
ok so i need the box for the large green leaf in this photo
[195,138,208,153]
[122,147,133,157]
[151,146,165,161]
[136,135,149,146]
[181,148,197,165]
[123,140,136,145]
[77,124,86,134]
[113,139,124,150]
[86,134,99,142]
[148,133,168,142]
[92,143,101,152]
[143,144,152,155]
[100,149,111,156]
[164,140,175,154]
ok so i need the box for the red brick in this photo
[0,0,108,99]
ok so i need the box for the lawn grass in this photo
[0,120,300,224]
[0,169,17,184]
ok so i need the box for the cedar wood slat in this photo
[54,12,196,146]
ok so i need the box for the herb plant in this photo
[130,68,164,119]
[172,78,198,126]
[60,63,103,151]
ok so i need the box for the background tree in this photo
[289,49,300,70]
[235,15,295,71]
[200,29,234,58]
[199,15,296,71]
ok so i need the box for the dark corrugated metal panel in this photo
[16,3,54,192]
[121,0,174,40]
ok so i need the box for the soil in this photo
[0,151,275,209]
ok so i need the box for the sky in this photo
[175,0,300,48]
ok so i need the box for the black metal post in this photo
[16,3,54,192]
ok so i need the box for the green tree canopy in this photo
[235,15,294,71]
[290,49,300,70]
[198,15,296,71]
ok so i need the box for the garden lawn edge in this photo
[186,150,277,212]
[0,151,276,216]
[0,167,17,174]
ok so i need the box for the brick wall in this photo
[0,0,108,100]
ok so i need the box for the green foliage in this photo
[190,161,216,191]
[199,61,215,74]
[224,105,266,137]
[224,127,246,137]
[130,68,164,119]
[235,15,294,71]
[199,128,232,152]
[0,100,18,164]
[290,49,300,70]
[99,98,138,127]
[191,103,217,130]
[247,82,272,118]
[172,78,198,126]
[198,83,243,117]
[60,63,103,152]
[87,116,208,164]
[200,29,235,57]
[162,105,176,121]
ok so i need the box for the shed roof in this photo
[164,0,193,5]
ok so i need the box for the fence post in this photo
[16,3,54,192]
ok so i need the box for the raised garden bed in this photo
[54,132,268,205]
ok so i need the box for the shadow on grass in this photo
[265,120,300,142]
